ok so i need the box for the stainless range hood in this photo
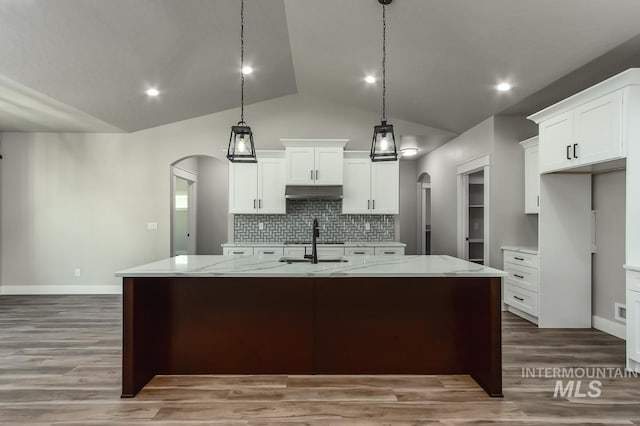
[285,185,343,200]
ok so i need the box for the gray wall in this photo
[0,94,434,291]
[592,170,626,324]
[416,116,538,268]
[399,159,418,254]
[196,157,228,255]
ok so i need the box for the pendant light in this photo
[370,0,398,162]
[227,0,257,163]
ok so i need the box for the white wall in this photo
[0,94,436,293]
[196,156,228,255]
[592,170,626,324]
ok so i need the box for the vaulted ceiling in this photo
[1,0,640,137]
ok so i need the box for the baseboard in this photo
[506,305,539,325]
[0,285,121,295]
[592,315,626,340]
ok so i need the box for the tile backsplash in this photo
[234,200,395,243]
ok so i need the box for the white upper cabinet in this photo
[342,158,371,214]
[258,157,286,214]
[342,156,399,215]
[285,147,315,185]
[282,140,347,186]
[229,156,286,214]
[371,161,399,214]
[229,162,258,214]
[314,148,343,185]
[574,90,623,166]
[520,136,539,214]
[530,85,626,174]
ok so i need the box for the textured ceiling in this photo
[1,0,640,135]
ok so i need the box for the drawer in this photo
[628,269,640,292]
[503,250,538,269]
[255,247,284,258]
[504,284,538,317]
[223,247,254,256]
[345,247,375,256]
[374,247,405,256]
[284,247,307,258]
[504,263,538,293]
[317,247,346,258]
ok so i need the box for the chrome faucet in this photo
[304,218,320,264]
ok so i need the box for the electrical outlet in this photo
[74,268,81,277]
[258,223,264,230]
[615,303,626,322]
[365,223,370,231]
[147,222,158,231]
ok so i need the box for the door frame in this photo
[171,166,198,256]
[456,154,490,265]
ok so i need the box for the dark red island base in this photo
[121,275,502,398]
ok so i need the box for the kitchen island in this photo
[116,255,506,398]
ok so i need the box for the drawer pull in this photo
[354,251,366,254]
[384,251,395,254]
[263,251,275,254]
[514,274,525,279]
[232,251,245,254]
[514,256,525,261]
[513,295,525,302]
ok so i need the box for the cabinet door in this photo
[574,90,623,167]
[258,158,286,214]
[342,158,371,214]
[371,161,399,214]
[229,163,258,214]
[627,290,640,362]
[285,148,315,185]
[314,148,343,185]
[523,142,540,214]
[539,111,575,173]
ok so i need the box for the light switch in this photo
[259,223,264,230]
[365,223,371,231]
[74,268,81,277]
[147,222,158,231]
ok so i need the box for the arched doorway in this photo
[417,172,431,255]
[170,155,229,256]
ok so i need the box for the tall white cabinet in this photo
[519,136,539,214]
[528,68,640,371]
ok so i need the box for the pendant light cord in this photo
[382,4,387,122]
[240,0,245,123]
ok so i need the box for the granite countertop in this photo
[116,255,507,278]
[501,246,539,255]
[222,241,407,247]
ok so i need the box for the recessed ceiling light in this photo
[242,66,253,75]
[145,88,160,97]
[496,82,512,92]
[364,75,376,84]
[400,147,419,157]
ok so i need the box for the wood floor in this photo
[0,295,638,425]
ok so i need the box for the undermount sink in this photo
[278,257,349,263]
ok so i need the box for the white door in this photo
[574,90,624,167]
[371,161,399,214]
[258,158,286,214]
[314,148,343,185]
[229,162,258,213]
[524,142,540,214]
[342,158,371,214]
[627,290,640,362]
[539,110,575,173]
[285,147,315,185]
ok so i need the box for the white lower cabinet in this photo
[222,247,254,256]
[255,247,284,258]
[316,247,345,258]
[345,247,375,256]
[374,247,405,256]
[503,249,539,323]
[283,247,306,258]
[627,289,640,363]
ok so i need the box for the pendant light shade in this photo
[227,121,257,163]
[370,0,398,162]
[227,0,257,163]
